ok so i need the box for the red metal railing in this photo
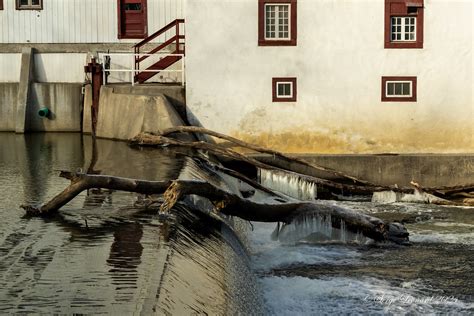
[133,19,185,78]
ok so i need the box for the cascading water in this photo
[258,168,317,200]
[277,214,369,244]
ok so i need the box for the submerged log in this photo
[21,172,409,244]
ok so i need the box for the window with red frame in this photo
[385,0,424,49]
[273,78,297,102]
[381,76,417,102]
[258,0,297,46]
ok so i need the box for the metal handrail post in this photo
[132,53,135,86]
[181,55,185,86]
[102,54,106,85]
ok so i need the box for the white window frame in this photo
[385,81,413,98]
[276,81,294,98]
[17,0,42,9]
[264,3,291,40]
[391,16,417,42]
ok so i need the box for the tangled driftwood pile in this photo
[21,126,474,245]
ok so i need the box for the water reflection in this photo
[107,222,144,295]
[0,133,261,314]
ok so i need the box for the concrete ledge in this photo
[254,154,474,187]
[0,43,176,53]
[111,84,187,121]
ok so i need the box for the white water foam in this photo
[249,222,361,271]
[409,231,474,245]
[258,169,317,200]
[260,276,473,315]
[278,214,369,245]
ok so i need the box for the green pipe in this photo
[38,107,49,118]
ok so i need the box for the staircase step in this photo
[135,55,182,84]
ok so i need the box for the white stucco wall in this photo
[0,0,184,44]
[185,0,473,153]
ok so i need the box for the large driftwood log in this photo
[130,133,413,195]
[158,126,375,186]
[21,172,409,244]
[159,126,474,197]
[131,131,474,205]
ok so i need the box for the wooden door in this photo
[118,0,147,39]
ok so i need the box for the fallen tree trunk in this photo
[157,126,376,186]
[131,131,474,205]
[130,133,413,195]
[20,172,409,244]
[161,127,474,198]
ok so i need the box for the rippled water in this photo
[0,133,262,314]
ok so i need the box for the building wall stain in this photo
[229,105,474,154]
[230,128,474,154]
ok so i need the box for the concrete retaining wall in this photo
[85,85,191,141]
[27,83,83,132]
[256,154,474,187]
[0,83,19,131]
[0,82,82,132]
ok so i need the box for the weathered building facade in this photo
[0,0,184,132]
[185,0,473,153]
[0,0,184,82]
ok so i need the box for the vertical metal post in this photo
[102,55,106,86]
[181,55,185,86]
[84,58,103,136]
[132,53,135,86]
[176,21,180,53]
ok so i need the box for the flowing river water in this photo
[0,133,472,314]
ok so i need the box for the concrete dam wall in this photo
[0,48,82,132]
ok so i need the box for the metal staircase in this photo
[133,19,185,84]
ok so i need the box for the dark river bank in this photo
[0,133,473,314]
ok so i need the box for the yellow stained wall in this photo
[185,0,474,153]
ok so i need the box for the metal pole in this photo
[132,53,135,86]
[181,55,185,86]
[102,55,106,86]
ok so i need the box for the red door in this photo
[118,0,147,39]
